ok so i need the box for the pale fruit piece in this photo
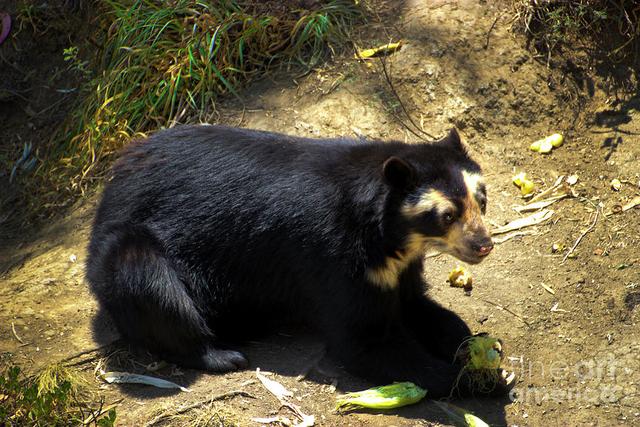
[530,133,563,153]
[448,266,473,291]
[611,178,621,191]
[529,140,541,151]
[538,139,553,153]
[548,133,564,147]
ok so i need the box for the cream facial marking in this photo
[462,170,484,199]
[366,233,428,289]
[402,189,456,218]
[422,170,490,264]
[461,170,485,224]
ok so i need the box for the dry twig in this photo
[378,58,436,140]
[11,322,25,344]
[480,299,531,327]
[484,13,502,49]
[562,208,600,263]
[59,341,119,366]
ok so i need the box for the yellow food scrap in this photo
[512,172,535,196]
[611,178,621,191]
[335,382,426,411]
[466,336,502,370]
[356,42,402,59]
[520,179,535,195]
[530,133,563,153]
[454,335,509,395]
[448,266,473,292]
[512,172,526,187]
[549,133,564,147]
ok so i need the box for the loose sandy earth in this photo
[2,0,640,426]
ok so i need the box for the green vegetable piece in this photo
[335,382,427,411]
[434,401,490,427]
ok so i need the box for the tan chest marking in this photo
[366,233,428,289]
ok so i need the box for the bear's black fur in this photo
[87,125,507,397]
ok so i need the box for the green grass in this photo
[23,0,361,214]
[0,362,116,426]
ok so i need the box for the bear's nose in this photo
[472,240,493,256]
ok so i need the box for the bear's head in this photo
[382,128,493,265]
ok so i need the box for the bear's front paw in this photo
[200,348,249,372]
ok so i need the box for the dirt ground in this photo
[2,0,640,426]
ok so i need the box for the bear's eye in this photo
[442,211,457,225]
[479,199,487,213]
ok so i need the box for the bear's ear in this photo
[438,128,466,153]
[382,156,415,189]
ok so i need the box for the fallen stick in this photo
[479,299,531,327]
[562,209,599,263]
[526,176,564,205]
[81,400,123,426]
[60,342,119,364]
[484,13,501,49]
[11,322,25,344]
[492,230,538,244]
[378,57,436,140]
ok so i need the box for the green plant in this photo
[514,0,637,63]
[0,363,116,426]
[64,46,91,78]
[16,2,47,34]
[22,0,361,218]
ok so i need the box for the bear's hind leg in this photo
[87,224,247,372]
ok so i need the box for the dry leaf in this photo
[492,209,554,235]
[99,371,190,392]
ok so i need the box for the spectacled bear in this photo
[87,125,514,397]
